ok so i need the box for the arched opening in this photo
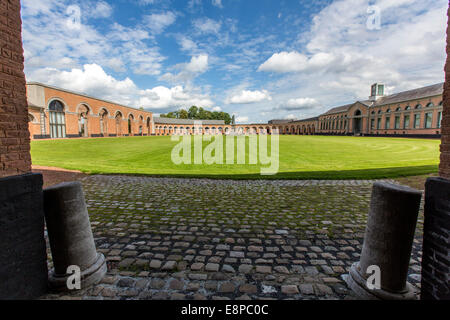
[115,111,123,136]
[99,108,109,136]
[353,110,362,134]
[77,104,90,137]
[49,100,66,138]
[146,117,151,135]
[128,114,134,135]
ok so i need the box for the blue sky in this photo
[22,0,447,123]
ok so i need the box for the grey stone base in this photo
[345,262,417,300]
[49,253,107,292]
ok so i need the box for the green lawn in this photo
[30,135,441,180]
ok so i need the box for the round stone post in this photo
[43,181,107,291]
[345,182,422,300]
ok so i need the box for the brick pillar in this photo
[420,2,450,300]
[0,0,31,178]
[440,3,450,179]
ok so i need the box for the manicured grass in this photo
[30,135,440,180]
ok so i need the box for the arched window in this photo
[386,109,391,113]
[405,106,411,110]
[426,102,434,108]
[415,104,422,109]
[49,100,66,138]
[395,107,401,112]
[99,108,109,135]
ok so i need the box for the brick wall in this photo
[420,2,450,300]
[0,0,31,177]
[441,3,450,179]
[421,178,450,299]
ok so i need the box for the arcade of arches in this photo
[28,82,444,140]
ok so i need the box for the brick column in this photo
[420,2,450,300]
[440,3,450,179]
[0,0,31,178]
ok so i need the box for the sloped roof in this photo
[268,119,295,124]
[291,117,319,124]
[322,103,354,116]
[373,83,443,107]
[153,117,225,125]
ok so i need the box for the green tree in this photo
[179,109,189,119]
[188,106,198,119]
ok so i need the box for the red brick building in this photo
[277,83,443,138]
[27,82,443,139]
[27,82,153,139]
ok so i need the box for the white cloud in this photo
[160,55,209,84]
[193,17,222,34]
[178,37,198,52]
[21,0,167,77]
[235,116,249,123]
[212,106,222,112]
[29,64,215,111]
[212,0,223,8]
[145,11,177,34]
[280,98,321,111]
[258,51,308,73]
[226,90,272,104]
[30,64,138,105]
[254,0,447,123]
[139,86,214,110]
[88,1,113,18]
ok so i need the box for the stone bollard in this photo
[345,182,422,300]
[43,181,107,291]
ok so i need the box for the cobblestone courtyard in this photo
[44,175,424,300]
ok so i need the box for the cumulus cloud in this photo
[160,55,209,84]
[144,11,177,34]
[87,1,113,18]
[29,64,215,111]
[212,0,223,8]
[139,86,214,110]
[259,0,447,99]
[22,0,167,77]
[279,98,321,111]
[193,17,222,34]
[235,116,249,123]
[258,52,308,73]
[30,64,138,105]
[178,36,198,53]
[226,90,272,104]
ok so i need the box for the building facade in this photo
[27,83,153,139]
[277,83,443,138]
[28,82,443,139]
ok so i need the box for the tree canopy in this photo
[160,106,232,125]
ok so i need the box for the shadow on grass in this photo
[85,164,439,180]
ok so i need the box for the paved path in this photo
[43,176,424,300]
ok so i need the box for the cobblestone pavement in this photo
[43,176,424,300]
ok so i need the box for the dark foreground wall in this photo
[421,178,450,299]
[0,173,48,299]
[420,3,450,300]
[0,0,32,178]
